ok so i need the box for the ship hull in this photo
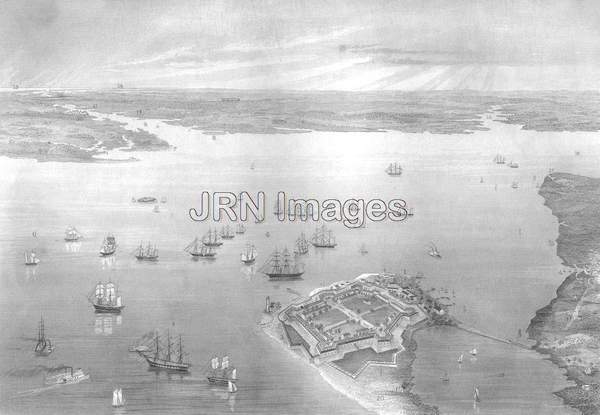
[207,376,237,386]
[241,258,255,264]
[267,272,304,279]
[93,304,125,313]
[135,256,158,261]
[203,242,223,247]
[221,236,234,240]
[190,253,215,258]
[311,243,337,248]
[142,355,190,372]
[100,249,116,256]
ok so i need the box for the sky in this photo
[2,0,600,90]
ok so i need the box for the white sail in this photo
[231,368,237,379]
[228,381,237,393]
[211,357,219,369]
[112,389,119,406]
[118,389,123,405]
[116,296,122,307]
[221,356,229,369]
[95,283,105,299]
[105,282,116,301]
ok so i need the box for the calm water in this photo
[1,105,599,414]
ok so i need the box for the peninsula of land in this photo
[262,272,452,415]
[528,173,600,415]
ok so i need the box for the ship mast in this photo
[166,330,172,362]
[178,335,183,364]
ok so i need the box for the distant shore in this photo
[528,173,600,415]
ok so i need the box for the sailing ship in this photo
[45,367,89,385]
[89,281,125,313]
[184,237,216,258]
[203,228,223,247]
[259,248,304,279]
[359,244,368,255]
[458,354,463,364]
[228,380,238,393]
[139,331,190,372]
[428,242,441,259]
[407,207,415,216]
[241,243,257,264]
[100,234,117,256]
[24,250,40,265]
[135,242,159,261]
[235,223,246,234]
[473,386,481,403]
[441,371,450,382]
[470,348,478,356]
[35,316,53,356]
[160,196,167,203]
[153,204,160,213]
[64,226,82,242]
[294,233,310,255]
[220,225,235,240]
[508,161,519,168]
[511,180,519,189]
[112,388,125,407]
[207,356,237,386]
[493,154,506,164]
[386,162,403,176]
[311,225,337,248]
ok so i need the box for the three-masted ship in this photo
[241,243,257,264]
[89,281,125,313]
[139,331,190,372]
[294,233,309,255]
[386,162,403,176]
[135,242,159,261]
[235,223,246,234]
[207,356,237,386]
[259,248,304,279]
[112,388,125,407]
[220,225,235,240]
[24,250,40,265]
[100,234,117,256]
[184,237,216,258]
[35,316,54,356]
[202,229,223,247]
[64,226,82,242]
[311,225,337,248]
[493,154,506,164]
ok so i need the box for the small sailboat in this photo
[473,386,481,403]
[470,348,478,356]
[441,371,450,382]
[265,231,271,238]
[203,228,223,247]
[207,356,237,385]
[235,223,246,234]
[458,354,463,364]
[294,233,310,255]
[64,226,82,242]
[100,234,117,256]
[386,162,403,176]
[508,161,519,168]
[407,207,414,216]
[185,237,216,258]
[112,388,125,407]
[160,196,167,203]
[220,225,235,240]
[428,242,441,259]
[228,380,237,393]
[359,244,368,255]
[241,243,257,264]
[35,316,54,356]
[24,250,40,265]
[511,180,519,189]
[153,204,160,213]
[480,177,484,183]
[493,154,506,164]
[250,162,255,170]
[135,242,159,261]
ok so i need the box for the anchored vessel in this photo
[241,243,257,264]
[203,229,223,247]
[386,162,403,176]
[220,225,235,239]
[311,225,337,248]
[135,242,159,261]
[24,250,40,265]
[235,223,246,234]
[112,388,125,407]
[64,226,82,242]
[35,316,54,356]
[139,331,190,372]
[89,281,124,313]
[508,161,519,168]
[260,248,304,279]
[184,237,216,258]
[428,242,441,259]
[359,243,368,255]
[100,234,117,256]
[45,367,89,385]
[493,154,506,164]
[137,196,157,203]
[207,356,237,386]
[294,233,310,255]
[511,180,519,189]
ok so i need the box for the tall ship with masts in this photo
[35,316,54,356]
[100,234,117,256]
[184,237,216,258]
[88,281,124,313]
[24,250,40,265]
[241,243,257,264]
[311,225,337,248]
[207,355,237,386]
[294,233,310,255]
[260,247,304,279]
[386,162,403,176]
[139,330,190,372]
[64,226,82,242]
[493,154,506,164]
[220,225,235,240]
[203,228,223,247]
[135,242,158,261]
